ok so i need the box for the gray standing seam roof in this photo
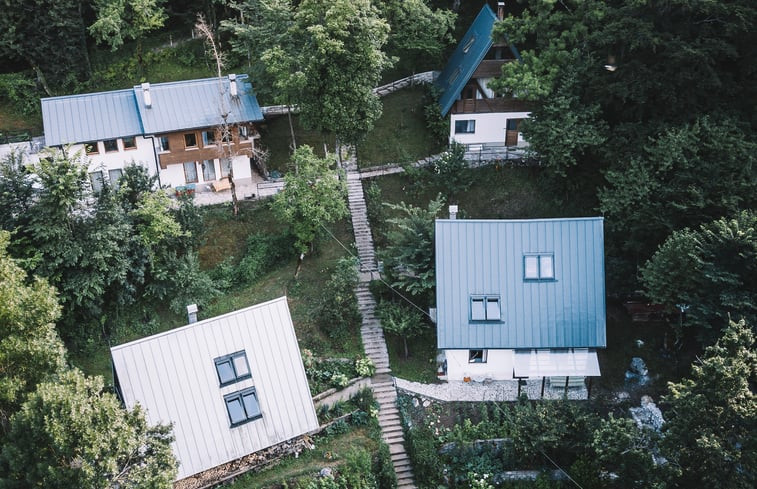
[435,218,606,350]
[41,89,143,147]
[41,75,264,146]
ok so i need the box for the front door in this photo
[505,118,523,146]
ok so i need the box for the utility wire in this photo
[539,449,585,489]
[317,221,432,319]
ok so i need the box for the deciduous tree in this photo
[0,369,176,489]
[0,231,66,433]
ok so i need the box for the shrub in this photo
[317,257,361,344]
[330,373,350,389]
[373,441,397,489]
[355,357,376,377]
[422,84,449,145]
[0,72,42,118]
[236,232,294,284]
[338,448,377,489]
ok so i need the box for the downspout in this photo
[143,135,163,188]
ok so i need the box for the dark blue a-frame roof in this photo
[436,4,521,116]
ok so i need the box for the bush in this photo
[422,84,449,145]
[373,441,397,489]
[339,448,377,489]
[405,424,444,488]
[355,357,376,377]
[0,72,42,118]
[317,257,361,344]
[236,232,294,285]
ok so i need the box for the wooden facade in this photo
[157,124,258,169]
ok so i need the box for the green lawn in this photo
[257,115,335,174]
[385,325,439,383]
[357,86,442,168]
[227,428,377,489]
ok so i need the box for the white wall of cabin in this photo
[445,349,515,381]
[158,154,252,188]
[449,111,531,146]
[78,136,157,183]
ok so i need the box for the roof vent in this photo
[449,205,458,220]
[229,74,238,97]
[141,82,152,108]
[187,304,198,324]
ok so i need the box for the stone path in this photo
[346,155,416,488]
[395,377,589,402]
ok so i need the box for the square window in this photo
[238,125,249,140]
[184,133,197,148]
[214,351,252,386]
[469,349,487,363]
[224,387,262,426]
[524,254,555,280]
[122,136,137,149]
[103,139,118,152]
[470,296,500,321]
[454,120,475,134]
[159,136,170,152]
[85,142,99,155]
[202,160,216,181]
[202,130,216,146]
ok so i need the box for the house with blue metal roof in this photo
[435,213,606,384]
[436,3,531,153]
[41,74,264,191]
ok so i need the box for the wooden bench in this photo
[211,177,231,192]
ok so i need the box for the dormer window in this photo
[470,296,500,321]
[462,37,476,53]
[524,254,555,280]
[214,351,251,386]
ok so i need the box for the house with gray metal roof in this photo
[110,297,318,481]
[436,3,531,154]
[40,74,264,191]
[435,214,606,384]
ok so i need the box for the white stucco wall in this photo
[449,111,531,146]
[80,136,158,179]
[158,154,253,188]
[445,349,515,381]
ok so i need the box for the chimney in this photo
[228,74,238,97]
[449,205,458,220]
[186,304,198,324]
[141,82,152,108]
[498,1,505,20]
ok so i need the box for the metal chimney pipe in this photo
[498,2,505,20]
[141,82,152,108]
[187,304,198,324]
[449,205,458,220]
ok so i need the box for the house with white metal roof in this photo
[41,74,264,191]
[111,297,318,481]
[435,214,606,385]
[436,3,531,153]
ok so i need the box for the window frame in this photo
[108,169,123,185]
[454,119,476,134]
[184,132,198,149]
[214,351,252,387]
[524,253,556,281]
[122,136,137,150]
[103,139,119,153]
[85,142,100,155]
[89,171,104,193]
[468,349,488,364]
[158,136,170,152]
[202,130,217,147]
[238,125,249,140]
[201,160,216,181]
[183,161,198,184]
[220,158,232,178]
[224,387,262,427]
[470,295,501,322]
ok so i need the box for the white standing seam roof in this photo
[110,297,318,480]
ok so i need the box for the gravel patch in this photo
[395,377,588,401]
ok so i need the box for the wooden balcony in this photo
[451,97,532,115]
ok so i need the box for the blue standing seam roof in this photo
[134,75,264,135]
[435,5,522,117]
[41,89,143,147]
[41,74,264,147]
[435,217,606,350]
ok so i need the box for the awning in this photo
[513,348,600,378]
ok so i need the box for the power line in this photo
[539,449,585,489]
[317,221,432,319]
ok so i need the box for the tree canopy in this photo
[0,369,176,489]
[271,145,348,256]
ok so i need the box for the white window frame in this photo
[524,253,555,281]
[470,295,501,321]
[455,119,476,134]
[468,349,488,363]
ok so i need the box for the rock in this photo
[635,339,645,348]
[412,397,419,408]
[614,391,631,403]
[629,357,648,376]
[422,399,431,408]
[319,467,333,478]
[630,396,665,432]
